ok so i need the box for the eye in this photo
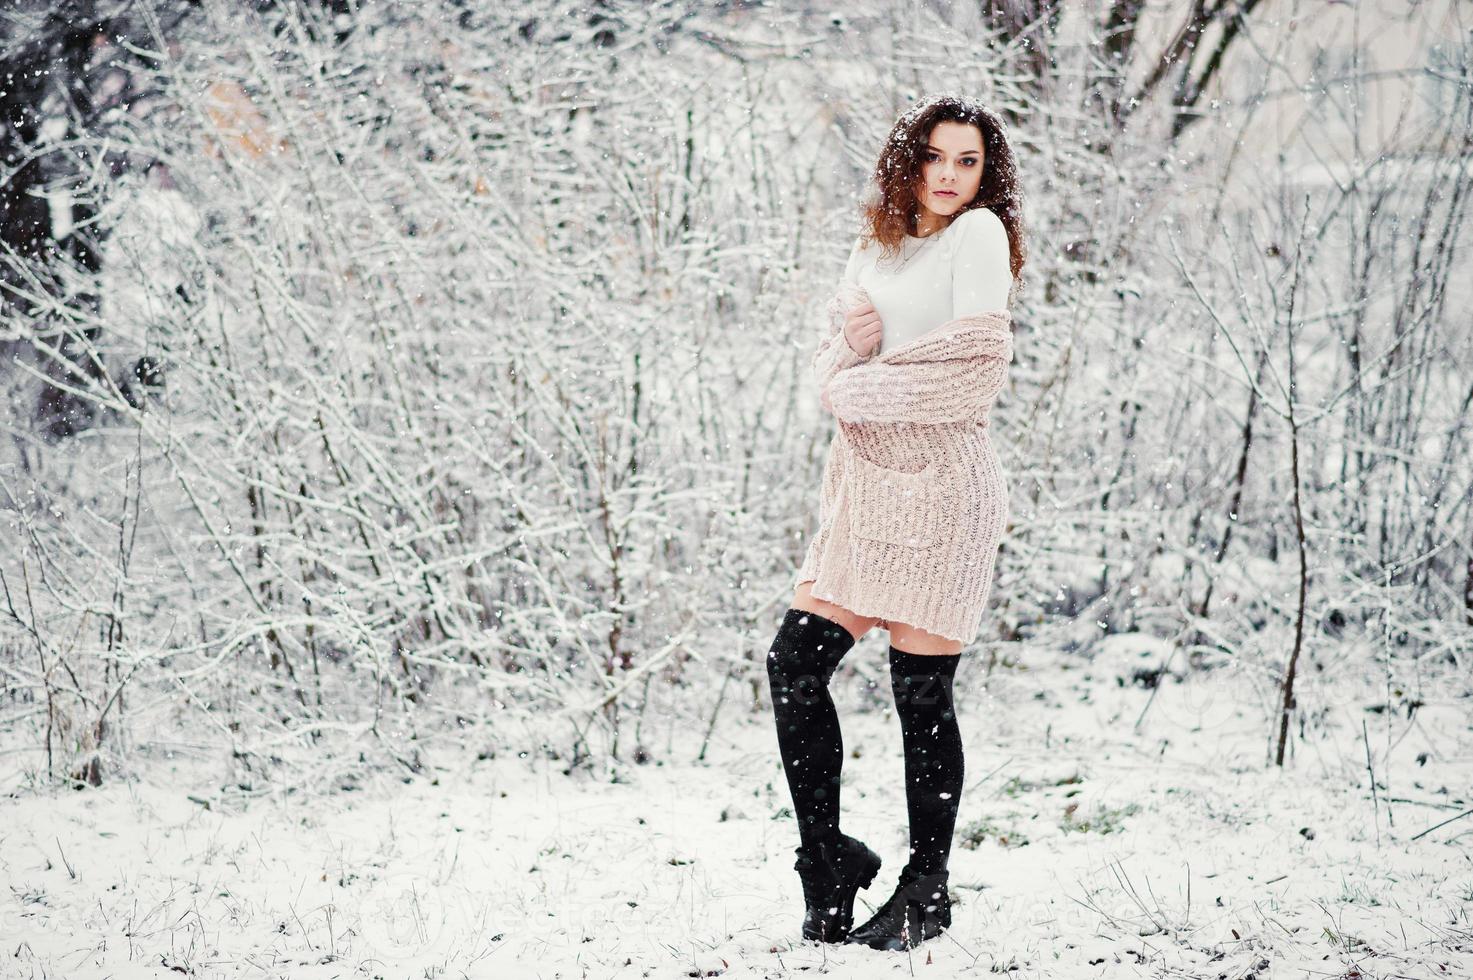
[925,152,980,166]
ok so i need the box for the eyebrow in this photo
[925,145,981,155]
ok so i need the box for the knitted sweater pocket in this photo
[845,452,944,551]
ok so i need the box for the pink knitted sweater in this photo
[793,280,1014,646]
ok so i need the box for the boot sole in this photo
[846,915,949,951]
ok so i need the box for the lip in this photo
[934,190,957,197]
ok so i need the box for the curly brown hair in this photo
[860,94,1027,287]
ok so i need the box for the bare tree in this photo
[0,0,1467,794]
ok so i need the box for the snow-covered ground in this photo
[3,638,1469,979]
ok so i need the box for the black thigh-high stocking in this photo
[766,608,858,849]
[888,646,965,877]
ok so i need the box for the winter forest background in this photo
[1,0,1470,976]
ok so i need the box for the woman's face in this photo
[913,120,985,226]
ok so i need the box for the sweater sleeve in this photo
[950,208,1012,317]
[812,238,871,407]
[822,337,1011,425]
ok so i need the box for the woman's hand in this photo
[843,302,883,357]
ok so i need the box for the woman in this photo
[766,93,1026,951]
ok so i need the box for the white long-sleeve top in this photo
[843,206,1012,356]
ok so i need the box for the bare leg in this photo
[886,620,964,656]
[792,580,883,643]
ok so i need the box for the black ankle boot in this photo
[792,833,883,943]
[844,866,952,950]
